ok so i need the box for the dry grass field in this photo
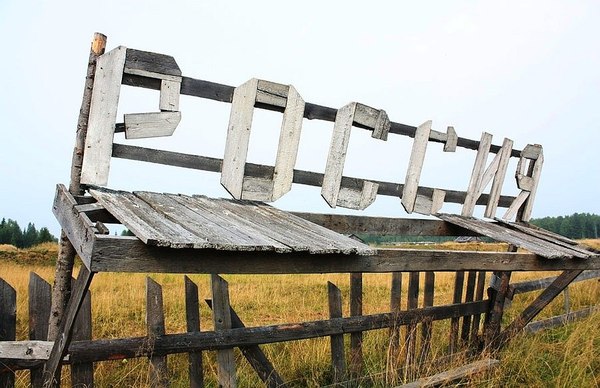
[0,240,599,386]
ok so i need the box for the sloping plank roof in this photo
[437,213,597,260]
[88,187,375,255]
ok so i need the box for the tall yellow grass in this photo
[0,241,598,386]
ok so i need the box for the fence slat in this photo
[349,273,363,377]
[328,281,346,384]
[460,271,477,344]
[0,278,16,388]
[184,276,204,388]
[449,271,464,353]
[211,274,236,388]
[205,300,286,388]
[71,277,93,388]
[419,272,435,363]
[146,277,169,387]
[29,273,51,388]
[404,272,420,370]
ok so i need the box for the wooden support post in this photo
[328,281,346,385]
[211,275,237,388]
[389,272,402,369]
[470,271,487,349]
[419,272,435,363]
[460,271,477,344]
[205,300,286,388]
[404,272,420,371]
[71,279,93,388]
[483,271,511,351]
[146,278,168,387]
[43,266,94,388]
[349,273,364,377]
[29,273,52,388]
[448,271,464,354]
[500,269,583,345]
[0,278,16,388]
[48,32,107,344]
[184,276,204,388]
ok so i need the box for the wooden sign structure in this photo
[35,36,599,388]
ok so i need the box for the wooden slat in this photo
[470,271,487,347]
[328,282,346,384]
[525,306,600,333]
[29,273,51,387]
[449,271,464,354]
[184,276,204,388]
[510,270,600,296]
[483,270,512,349]
[349,273,364,377]
[460,271,477,344]
[402,120,432,213]
[437,213,591,259]
[80,46,127,186]
[485,138,513,218]
[211,275,237,388]
[389,272,402,359]
[124,48,181,79]
[0,278,16,388]
[399,358,499,388]
[221,78,258,199]
[444,126,458,152]
[462,132,493,217]
[159,79,181,112]
[146,278,168,387]
[419,272,435,363]
[502,190,530,221]
[405,272,420,366]
[124,111,181,139]
[112,143,519,208]
[518,150,544,222]
[71,280,93,388]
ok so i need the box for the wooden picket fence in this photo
[1,270,599,387]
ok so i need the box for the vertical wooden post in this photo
[146,278,168,388]
[349,273,363,377]
[460,271,477,344]
[404,272,420,372]
[211,274,236,388]
[71,279,93,387]
[470,271,487,349]
[48,32,107,342]
[388,272,402,383]
[328,282,346,385]
[448,271,464,354]
[0,278,16,388]
[419,272,435,363]
[29,273,52,388]
[483,271,512,350]
[184,276,204,388]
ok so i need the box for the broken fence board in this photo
[211,275,237,388]
[328,282,346,384]
[398,358,499,388]
[124,111,181,139]
[184,276,204,388]
[462,132,493,217]
[146,278,169,388]
[402,120,432,213]
[485,138,513,218]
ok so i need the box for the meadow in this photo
[0,240,599,387]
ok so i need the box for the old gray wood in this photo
[462,132,493,217]
[402,120,432,213]
[399,358,499,388]
[328,282,346,384]
[80,46,127,186]
[184,276,204,388]
[449,271,464,354]
[419,272,435,363]
[146,278,168,387]
[484,138,513,218]
[29,273,52,387]
[71,278,93,388]
[159,79,181,112]
[211,275,236,388]
[349,273,364,377]
[124,111,181,139]
[0,278,16,388]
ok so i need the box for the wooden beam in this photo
[124,111,181,139]
[211,275,237,388]
[184,277,204,388]
[399,358,499,388]
[402,120,432,213]
[485,138,513,218]
[462,132,493,217]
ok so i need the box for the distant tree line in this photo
[0,218,57,248]
[530,213,599,239]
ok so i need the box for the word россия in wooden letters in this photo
[79,46,544,222]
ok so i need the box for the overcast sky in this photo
[1,1,599,236]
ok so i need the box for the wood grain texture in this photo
[29,273,52,387]
[211,275,237,388]
[349,273,364,377]
[221,78,258,199]
[484,138,513,218]
[444,126,458,152]
[124,111,181,139]
[402,120,432,213]
[399,358,499,388]
[124,48,181,78]
[81,46,127,186]
[159,79,181,112]
[502,190,530,221]
[0,278,16,387]
[462,132,493,217]
[184,277,204,388]
[146,277,169,387]
[518,149,544,222]
[328,282,346,384]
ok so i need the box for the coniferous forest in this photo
[0,218,57,248]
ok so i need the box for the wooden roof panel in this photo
[88,187,375,255]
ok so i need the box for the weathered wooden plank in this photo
[71,279,93,388]
[419,272,435,363]
[146,278,168,388]
[43,267,95,388]
[328,282,346,384]
[159,79,181,112]
[389,272,402,360]
[462,132,493,217]
[502,190,530,221]
[437,213,590,259]
[402,120,432,213]
[29,273,52,387]
[484,138,513,218]
[211,275,236,388]
[354,103,390,140]
[524,306,600,333]
[413,189,446,216]
[405,272,420,366]
[444,126,458,152]
[81,46,127,186]
[483,270,512,349]
[1,300,490,368]
[87,235,600,274]
[449,271,464,354]
[124,48,181,78]
[501,269,583,344]
[0,278,16,388]
[184,277,204,388]
[349,273,363,377]
[124,71,525,157]
[221,78,258,199]
[510,270,600,296]
[517,148,544,222]
[205,300,286,388]
[470,271,487,347]
[124,111,181,139]
[460,271,477,344]
[111,143,519,208]
[399,358,499,388]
